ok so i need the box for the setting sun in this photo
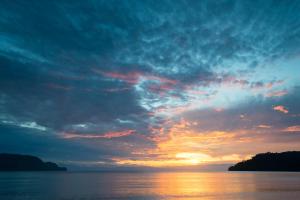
[175,153,212,165]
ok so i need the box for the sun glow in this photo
[113,119,253,167]
[175,152,212,165]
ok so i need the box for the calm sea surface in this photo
[0,171,300,200]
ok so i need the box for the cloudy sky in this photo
[1,0,300,170]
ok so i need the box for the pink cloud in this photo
[251,80,284,90]
[282,125,300,132]
[93,69,177,86]
[273,105,289,114]
[63,130,135,139]
[265,80,284,88]
[232,79,249,87]
[265,90,288,97]
[150,75,177,85]
[257,124,272,129]
[93,69,141,84]
[214,108,224,112]
[219,74,284,90]
[147,84,174,96]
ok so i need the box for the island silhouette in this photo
[229,151,300,171]
[0,153,67,171]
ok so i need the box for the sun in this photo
[175,152,212,165]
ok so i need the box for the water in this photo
[0,172,300,200]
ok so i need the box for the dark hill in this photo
[0,153,67,171]
[228,151,300,171]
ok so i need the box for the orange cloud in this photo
[114,118,258,167]
[112,117,300,167]
[282,125,300,132]
[63,130,135,139]
[273,105,289,114]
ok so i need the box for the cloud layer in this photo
[1,0,300,169]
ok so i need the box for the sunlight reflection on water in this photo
[0,172,300,199]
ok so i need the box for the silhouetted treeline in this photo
[229,151,300,171]
[0,153,67,171]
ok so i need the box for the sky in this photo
[1,0,300,170]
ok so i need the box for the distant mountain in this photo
[0,153,67,171]
[229,151,300,171]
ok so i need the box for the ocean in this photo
[0,171,300,199]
